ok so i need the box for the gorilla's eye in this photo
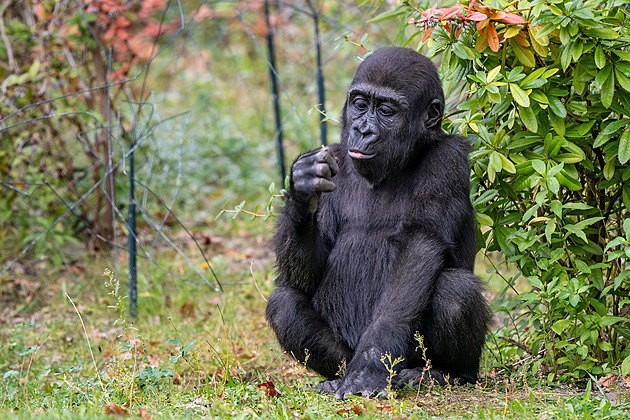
[352,97,368,112]
[378,104,395,117]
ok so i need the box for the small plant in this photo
[380,352,405,398]
[414,332,439,392]
[217,182,285,221]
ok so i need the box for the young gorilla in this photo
[266,47,491,400]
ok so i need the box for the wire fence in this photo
[0,0,396,318]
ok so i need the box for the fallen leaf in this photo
[598,373,617,390]
[336,404,366,415]
[104,402,129,416]
[257,380,282,397]
[179,300,196,319]
[376,402,392,412]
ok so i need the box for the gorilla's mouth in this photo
[348,149,376,160]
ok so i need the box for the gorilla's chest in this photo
[312,190,412,348]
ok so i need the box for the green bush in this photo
[389,0,630,381]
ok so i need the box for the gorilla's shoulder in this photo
[428,134,471,158]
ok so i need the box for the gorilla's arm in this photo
[274,147,338,294]
[268,147,352,378]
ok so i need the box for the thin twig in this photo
[499,335,533,355]
[0,1,17,72]
[65,293,105,392]
[250,261,267,303]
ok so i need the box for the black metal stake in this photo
[265,0,286,182]
[128,138,137,319]
[313,7,327,146]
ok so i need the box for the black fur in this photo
[266,47,491,399]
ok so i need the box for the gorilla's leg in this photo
[266,285,353,379]
[394,269,490,388]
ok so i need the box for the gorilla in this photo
[266,47,490,399]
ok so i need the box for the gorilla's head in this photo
[341,47,445,185]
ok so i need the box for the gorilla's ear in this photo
[426,98,443,129]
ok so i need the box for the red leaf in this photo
[437,5,463,20]
[116,16,131,28]
[422,26,436,42]
[496,12,526,24]
[466,11,488,21]
[421,4,438,20]
[487,23,500,52]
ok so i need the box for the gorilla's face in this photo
[345,83,410,185]
[342,48,445,186]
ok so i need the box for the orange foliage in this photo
[408,0,527,53]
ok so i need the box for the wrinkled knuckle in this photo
[315,163,331,179]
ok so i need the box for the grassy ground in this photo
[1,222,628,419]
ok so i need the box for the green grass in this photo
[1,228,628,419]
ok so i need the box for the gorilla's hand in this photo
[290,147,339,215]
[332,368,389,400]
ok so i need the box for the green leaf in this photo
[576,120,596,136]
[557,170,582,190]
[545,218,556,242]
[584,27,619,40]
[452,43,476,60]
[518,104,538,132]
[487,65,501,83]
[28,60,41,79]
[616,68,630,92]
[594,120,630,147]
[622,355,630,376]
[549,113,565,136]
[561,43,573,71]
[548,97,567,118]
[563,203,594,211]
[552,319,572,335]
[574,217,603,230]
[532,159,546,175]
[565,224,587,242]
[555,153,583,164]
[499,154,516,173]
[595,65,612,89]
[476,212,494,227]
[522,67,547,85]
[367,7,405,23]
[619,129,630,164]
[511,42,536,68]
[510,83,531,107]
[530,91,549,105]
[490,151,503,173]
[544,134,564,157]
[599,316,628,327]
[602,119,630,136]
[571,41,584,62]
[601,69,615,108]
[550,200,563,217]
[536,23,556,39]
[603,158,616,180]
[595,45,606,69]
